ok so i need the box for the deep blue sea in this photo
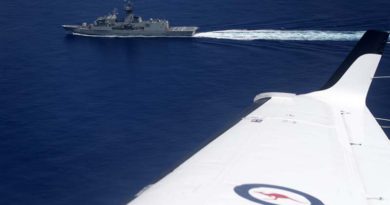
[1,0,390,204]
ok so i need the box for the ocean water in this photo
[1,0,390,204]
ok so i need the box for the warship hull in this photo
[63,25,197,37]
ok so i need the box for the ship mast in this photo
[124,0,134,23]
[124,0,133,14]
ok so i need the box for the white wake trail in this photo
[194,30,365,41]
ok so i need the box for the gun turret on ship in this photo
[62,1,198,37]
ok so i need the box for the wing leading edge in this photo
[127,30,390,205]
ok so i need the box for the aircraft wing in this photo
[127,30,390,205]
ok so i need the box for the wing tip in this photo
[320,30,389,91]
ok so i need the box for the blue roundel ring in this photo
[234,184,324,205]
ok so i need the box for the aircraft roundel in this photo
[234,184,324,205]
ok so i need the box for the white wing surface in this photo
[128,30,390,205]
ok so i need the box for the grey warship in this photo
[62,1,198,37]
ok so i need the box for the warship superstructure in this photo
[62,1,198,37]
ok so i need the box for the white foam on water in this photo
[72,30,388,41]
[194,29,366,41]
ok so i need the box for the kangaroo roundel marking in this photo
[234,184,324,205]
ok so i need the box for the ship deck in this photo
[170,27,198,32]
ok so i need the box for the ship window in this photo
[145,23,150,27]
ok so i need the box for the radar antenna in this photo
[124,0,134,14]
